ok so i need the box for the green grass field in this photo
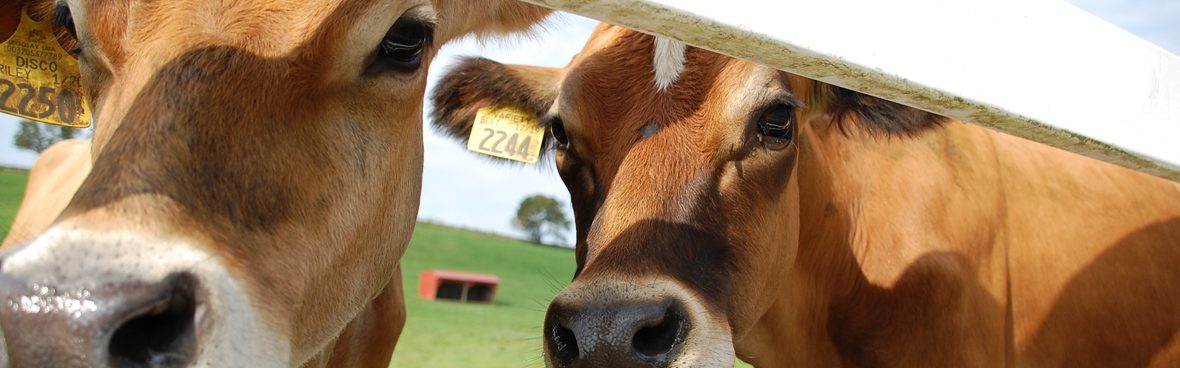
[392,222,575,367]
[0,170,752,367]
[0,169,29,241]
[393,224,756,367]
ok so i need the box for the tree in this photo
[513,194,571,245]
[13,119,82,153]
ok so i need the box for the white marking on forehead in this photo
[653,37,686,92]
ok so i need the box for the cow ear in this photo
[430,57,561,149]
[433,1,553,43]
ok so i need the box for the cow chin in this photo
[0,227,288,367]
[543,277,736,368]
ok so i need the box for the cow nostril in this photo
[108,274,198,367]
[549,321,579,364]
[632,306,685,359]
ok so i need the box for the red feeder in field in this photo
[418,269,500,303]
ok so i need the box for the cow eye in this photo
[369,19,433,74]
[549,118,570,146]
[755,104,794,148]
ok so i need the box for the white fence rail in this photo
[522,0,1180,182]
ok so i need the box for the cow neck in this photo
[788,116,1012,364]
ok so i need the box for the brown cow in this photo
[0,0,550,366]
[431,23,1180,367]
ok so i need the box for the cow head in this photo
[432,23,945,367]
[0,0,549,366]
[431,23,801,367]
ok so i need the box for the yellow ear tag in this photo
[0,7,91,128]
[467,105,545,163]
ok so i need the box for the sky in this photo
[0,1,1177,246]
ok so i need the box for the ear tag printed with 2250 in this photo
[0,7,91,128]
[467,105,545,164]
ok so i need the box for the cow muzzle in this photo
[542,278,735,368]
[0,271,198,367]
[0,227,288,367]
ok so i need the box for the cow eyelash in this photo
[541,116,570,147]
[367,18,434,75]
[751,95,802,150]
[53,4,82,55]
[53,5,77,37]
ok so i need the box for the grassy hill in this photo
[392,222,575,367]
[393,225,753,367]
[0,169,28,241]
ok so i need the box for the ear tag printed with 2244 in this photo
[0,7,91,128]
[467,105,544,164]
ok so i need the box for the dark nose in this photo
[545,296,688,367]
[0,271,199,368]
